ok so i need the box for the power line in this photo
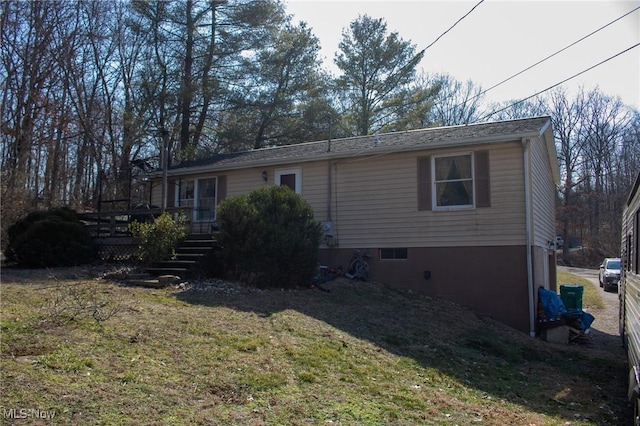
[381,0,485,85]
[479,42,640,122]
[419,0,485,55]
[338,42,639,165]
[470,5,640,103]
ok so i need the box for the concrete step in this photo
[126,274,183,288]
[126,278,164,288]
[126,273,153,280]
[153,260,198,268]
[145,267,190,277]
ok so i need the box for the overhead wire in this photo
[395,2,639,131]
[318,2,639,174]
[419,0,485,55]
[479,42,640,122]
[336,41,640,165]
[466,5,640,105]
[332,0,635,136]
[373,0,486,89]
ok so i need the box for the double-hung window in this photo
[433,153,473,209]
[417,151,490,211]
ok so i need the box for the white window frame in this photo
[175,177,218,222]
[195,177,217,222]
[275,168,302,194]
[177,180,194,208]
[380,248,408,261]
[432,152,475,211]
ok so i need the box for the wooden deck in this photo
[79,207,215,237]
[79,207,216,262]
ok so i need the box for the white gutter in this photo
[522,138,535,337]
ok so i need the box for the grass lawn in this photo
[0,267,630,425]
[557,270,604,310]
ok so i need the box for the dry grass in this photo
[0,266,630,425]
[557,270,604,310]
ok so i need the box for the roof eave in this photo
[627,171,640,206]
[540,119,561,185]
[152,129,547,178]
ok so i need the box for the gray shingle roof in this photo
[168,116,551,173]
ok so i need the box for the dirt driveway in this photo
[559,266,624,356]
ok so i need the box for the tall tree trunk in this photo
[180,0,195,154]
[193,0,220,149]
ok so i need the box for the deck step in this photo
[177,246,214,252]
[175,253,208,259]
[180,240,216,248]
[186,233,218,239]
[144,233,220,278]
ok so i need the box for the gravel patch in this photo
[560,266,624,356]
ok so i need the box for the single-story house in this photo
[149,116,560,335]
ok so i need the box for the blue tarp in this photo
[538,287,595,331]
[539,287,566,320]
[573,310,595,330]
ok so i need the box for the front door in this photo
[275,169,301,194]
[196,178,216,222]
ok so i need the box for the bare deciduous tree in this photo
[427,73,485,126]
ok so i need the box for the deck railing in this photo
[79,207,215,238]
[79,207,215,261]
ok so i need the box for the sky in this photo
[284,0,640,111]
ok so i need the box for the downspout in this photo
[522,138,535,337]
[161,130,169,213]
[326,115,332,222]
[327,160,332,221]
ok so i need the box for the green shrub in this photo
[7,207,79,245]
[130,212,186,264]
[5,208,94,268]
[216,185,322,288]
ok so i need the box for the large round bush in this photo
[216,185,322,288]
[5,208,94,268]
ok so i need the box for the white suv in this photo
[599,257,621,292]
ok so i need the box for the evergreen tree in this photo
[334,14,424,136]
